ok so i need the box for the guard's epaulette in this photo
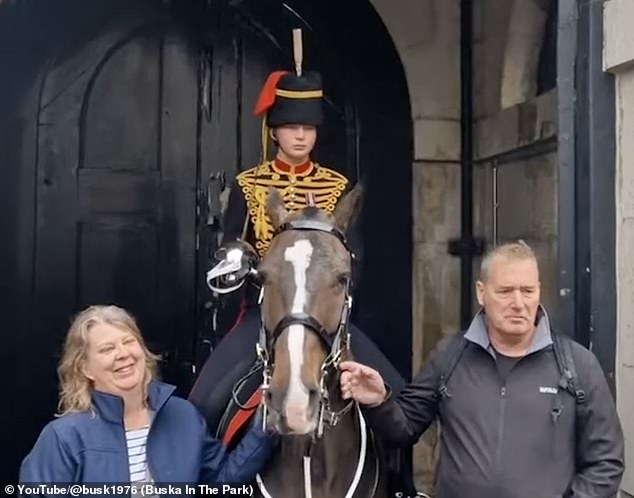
[236,161,349,255]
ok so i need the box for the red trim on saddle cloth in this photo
[228,297,248,334]
[222,389,263,447]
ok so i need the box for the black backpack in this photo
[436,331,586,405]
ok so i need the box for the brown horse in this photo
[252,185,388,498]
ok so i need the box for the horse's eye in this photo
[336,273,351,287]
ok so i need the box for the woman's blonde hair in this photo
[56,305,160,416]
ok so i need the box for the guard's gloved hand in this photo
[206,240,260,294]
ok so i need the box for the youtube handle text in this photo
[6,483,254,496]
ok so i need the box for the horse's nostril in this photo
[308,388,320,399]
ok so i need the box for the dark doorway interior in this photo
[0,0,412,482]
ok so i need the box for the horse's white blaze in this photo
[283,239,313,432]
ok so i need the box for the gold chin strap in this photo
[260,118,269,164]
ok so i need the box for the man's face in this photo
[476,256,541,337]
[274,124,317,163]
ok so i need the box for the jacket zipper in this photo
[495,385,507,467]
[145,414,158,484]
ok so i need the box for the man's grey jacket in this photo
[364,308,624,498]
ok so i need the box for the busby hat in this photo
[253,29,324,161]
[255,70,324,127]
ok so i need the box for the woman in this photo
[19,305,273,488]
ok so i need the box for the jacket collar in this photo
[272,157,313,176]
[464,304,553,356]
[90,379,175,424]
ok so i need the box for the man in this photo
[340,241,625,498]
[188,29,419,498]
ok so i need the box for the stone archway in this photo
[501,0,551,108]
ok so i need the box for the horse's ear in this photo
[266,187,289,230]
[333,183,364,233]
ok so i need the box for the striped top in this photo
[125,425,157,498]
[126,426,151,482]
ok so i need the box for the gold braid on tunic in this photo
[236,161,349,256]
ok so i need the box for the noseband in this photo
[256,218,355,438]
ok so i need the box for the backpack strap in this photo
[437,334,469,399]
[552,333,586,405]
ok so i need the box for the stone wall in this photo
[604,1,634,494]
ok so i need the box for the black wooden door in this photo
[30,23,202,410]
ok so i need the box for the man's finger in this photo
[339,360,360,373]
[359,365,378,379]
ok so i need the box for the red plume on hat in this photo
[254,70,288,117]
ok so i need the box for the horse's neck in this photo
[289,402,356,450]
[274,401,361,497]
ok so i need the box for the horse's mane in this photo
[286,205,332,223]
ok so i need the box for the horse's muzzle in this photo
[265,388,320,435]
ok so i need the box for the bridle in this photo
[256,218,355,438]
[251,211,383,498]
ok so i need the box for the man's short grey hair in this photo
[479,239,538,282]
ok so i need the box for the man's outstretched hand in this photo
[339,360,388,407]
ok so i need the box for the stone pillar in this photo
[604,0,634,495]
[369,0,461,492]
